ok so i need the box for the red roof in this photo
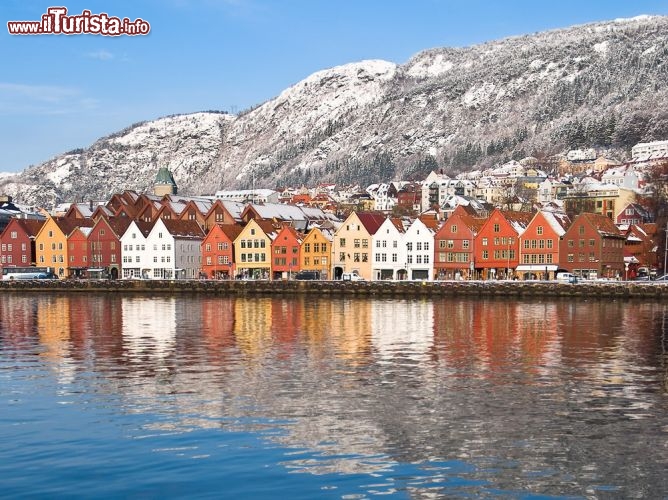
[356,211,386,235]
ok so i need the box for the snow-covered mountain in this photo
[3,15,668,207]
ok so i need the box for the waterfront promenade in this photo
[2,278,668,299]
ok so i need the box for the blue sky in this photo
[1,0,667,173]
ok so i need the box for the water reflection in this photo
[1,294,668,497]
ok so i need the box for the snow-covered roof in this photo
[542,211,570,237]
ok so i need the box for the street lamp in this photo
[664,221,668,275]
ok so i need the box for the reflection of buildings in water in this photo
[0,294,39,348]
[233,297,273,358]
[370,300,434,362]
[432,299,560,377]
[327,298,373,364]
[122,297,176,360]
[37,296,72,361]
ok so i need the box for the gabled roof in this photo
[499,210,534,235]
[252,219,281,240]
[51,217,95,237]
[579,212,624,238]
[217,223,244,242]
[125,219,156,239]
[161,219,205,239]
[104,217,133,238]
[355,211,386,235]
[275,224,304,244]
[541,211,571,237]
[7,218,45,238]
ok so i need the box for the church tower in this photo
[153,167,178,196]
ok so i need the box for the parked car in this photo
[652,274,668,282]
[295,270,320,280]
[342,272,364,282]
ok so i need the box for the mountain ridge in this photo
[3,14,668,207]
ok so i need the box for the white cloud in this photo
[0,83,98,115]
[85,49,114,61]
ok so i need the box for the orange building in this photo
[474,208,533,280]
[271,225,302,280]
[300,227,334,279]
[35,217,94,278]
[201,223,243,279]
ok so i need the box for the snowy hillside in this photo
[3,15,668,207]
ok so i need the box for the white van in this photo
[556,272,577,283]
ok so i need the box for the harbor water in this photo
[1,293,667,498]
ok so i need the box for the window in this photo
[417,242,422,251]
[354,253,360,262]
[451,224,457,233]
[589,239,595,247]
[340,252,345,261]
[493,223,500,233]
[304,243,311,252]
[362,239,368,248]
[537,226,543,235]
[482,238,488,246]
[340,238,346,247]
[439,240,447,249]
[462,240,469,249]
[482,250,488,259]
[313,243,320,253]
[354,239,360,248]
[407,242,413,251]
[579,225,585,235]
[206,244,211,252]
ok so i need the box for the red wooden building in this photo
[559,212,625,279]
[271,225,303,280]
[201,223,243,279]
[517,211,571,280]
[474,208,533,280]
[0,218,45,271]
[434,205,485,280]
